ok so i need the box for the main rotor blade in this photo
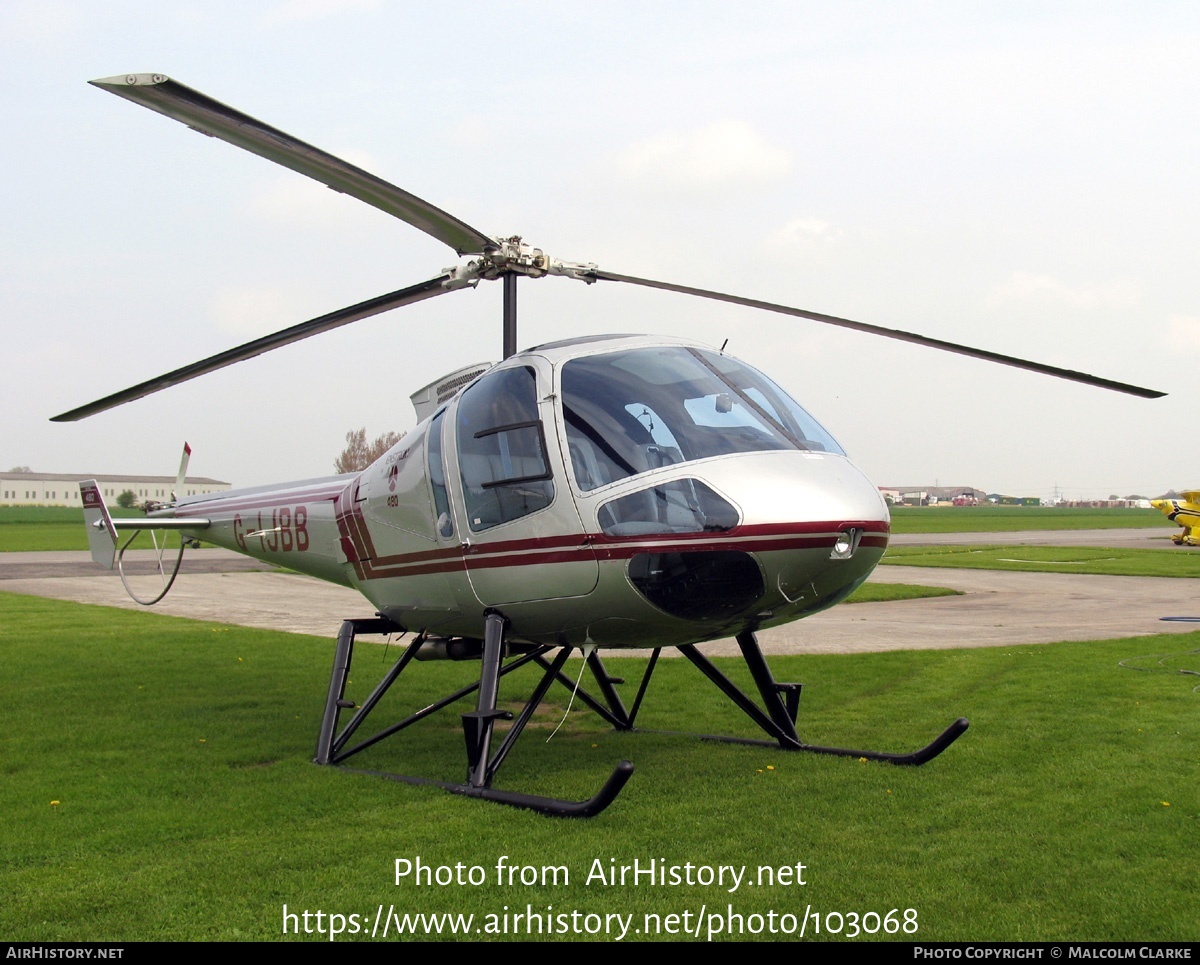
[52,274,456,422]
[91,73,495,257]
[591,269,1166,400]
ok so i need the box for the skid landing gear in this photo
[314,618,966,818]
[314,613,632,818]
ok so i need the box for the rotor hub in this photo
[443,237,597,291]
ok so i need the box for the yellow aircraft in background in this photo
[1151,493,1200,545]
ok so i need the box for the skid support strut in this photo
[678,631,968,765]
[530,647,662,731]
[314,614,632,817]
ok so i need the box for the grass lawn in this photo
[1,591,1195,942]
[844,582,961,603]
[890,506,1169,534]
[883,544,1200,578]
[0,506,155,552]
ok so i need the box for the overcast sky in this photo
[2,1,1196,498]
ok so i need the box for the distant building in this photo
[880,486,986,506]
[986,494,1042,507]
[0,472,230,507]
[1056,498,1152,509]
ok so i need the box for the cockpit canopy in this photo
[445,339,847,534]
[560,345,845,492]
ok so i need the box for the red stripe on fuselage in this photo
[333,484,369,578]
[348,519,889,581]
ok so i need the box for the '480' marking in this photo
[233,506,309,553]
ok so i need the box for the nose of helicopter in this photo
[625,450,891,630]
[730,451,890,622]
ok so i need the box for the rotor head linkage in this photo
[438,238,598,359]
[443,237,598,289]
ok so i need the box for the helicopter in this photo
[56,74,1166,817]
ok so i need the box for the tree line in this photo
[335,427,402,473]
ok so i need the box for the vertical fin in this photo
[80,480,117,569]
[174,442,191,502]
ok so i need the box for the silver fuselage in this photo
[168,335,890,648]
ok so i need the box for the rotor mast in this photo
[441,236,598,360]
[503,273,517,360]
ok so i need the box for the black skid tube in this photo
[799,716,969,765]
[695,717,969,765]
[346,760,635,818]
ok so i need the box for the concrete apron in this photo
[3,547,1198,654]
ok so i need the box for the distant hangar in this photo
[1,471,230,507]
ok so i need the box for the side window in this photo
[456,366,554,531]
[427,410,454,538]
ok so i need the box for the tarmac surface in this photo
[889,526,1178,550]
[2,527,1196,654]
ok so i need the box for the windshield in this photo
[560,346,844,491]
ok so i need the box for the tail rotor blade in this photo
[590,269,1165,400]
[174,442,191,501]
[53,273,458,422]
[91,73,496,257]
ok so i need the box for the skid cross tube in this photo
[317,617,548,764]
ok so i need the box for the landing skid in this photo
[341,763,634,818]
[314,618,967,818]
